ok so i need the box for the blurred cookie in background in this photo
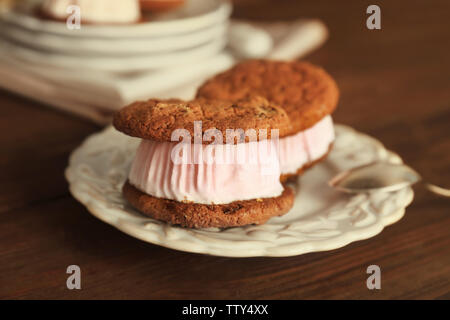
[0,0,14,13]
[140,0,186,12]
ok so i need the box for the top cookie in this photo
[113,96,293,143]
[196,60,339,133]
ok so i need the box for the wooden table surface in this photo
[1,0,449,299]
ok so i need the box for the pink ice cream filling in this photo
[129,138,283,205]
[278,115,335,174]
[128,116,334,205]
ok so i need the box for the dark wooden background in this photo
[1,0,449,299]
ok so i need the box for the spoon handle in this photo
[425,183,450,197]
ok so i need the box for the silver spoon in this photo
[328,162,450,196]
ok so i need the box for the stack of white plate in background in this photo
[0,0,232,73]
[0,0,328,124]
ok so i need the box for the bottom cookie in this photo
[280,143,334,183]
[123,181,295,228]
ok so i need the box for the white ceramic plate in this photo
[0,20,228,55]
[0,36,227,72]
[65,125,414,257]
[2,0,232,38]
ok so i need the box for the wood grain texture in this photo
[0,0,449,299]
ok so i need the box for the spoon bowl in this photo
[329,162,421,193]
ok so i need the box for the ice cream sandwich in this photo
[113,96,295,228]
[197,60,339,182]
